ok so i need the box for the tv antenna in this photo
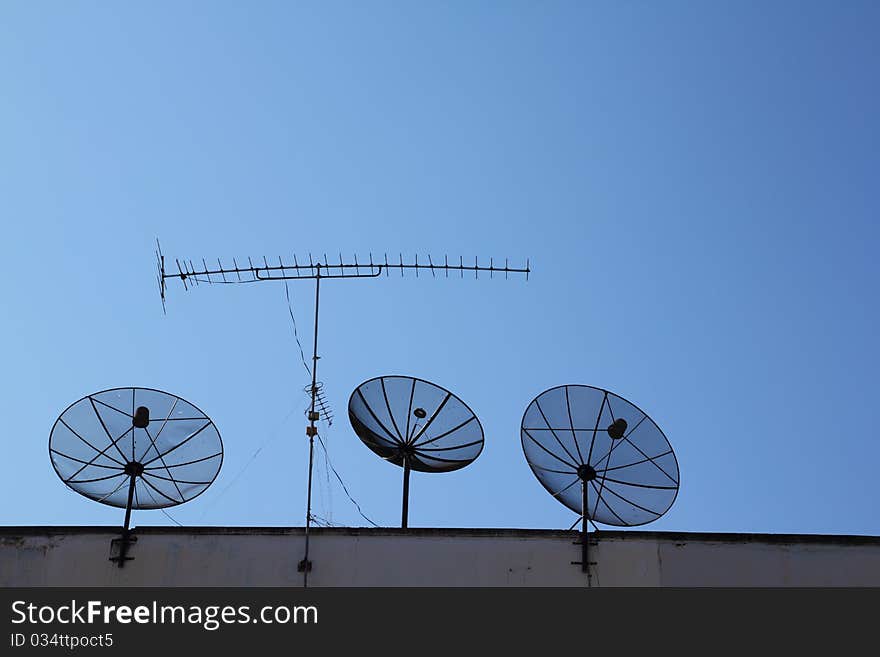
[155,240,529,585]
[49,387,223,568]
[348,375,484,528]
[521,384,679,586]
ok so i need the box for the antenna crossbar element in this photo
[156,243,530,304]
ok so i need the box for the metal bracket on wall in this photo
[109,535,137,566]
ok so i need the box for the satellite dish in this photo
[349,375,484,528]
[49,387,223,566]
[521,385,679,578]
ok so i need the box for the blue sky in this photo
[1,1,878,535]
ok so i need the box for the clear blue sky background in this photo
[1,1,878,535]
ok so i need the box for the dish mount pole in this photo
[115,466,139,568]
[582,479,590,584]
[577,463,595,585]
[401,454,411,529]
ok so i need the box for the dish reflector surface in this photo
[349,376,484,473]
[49,387,223,509]
[521,385,679,526]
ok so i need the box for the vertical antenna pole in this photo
[118,473,137,569]
[302,433,315,584]
[301,264,322,586]
[401,455,411,529]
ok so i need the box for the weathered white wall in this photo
[2,527,878,587]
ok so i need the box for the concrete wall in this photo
[2,527,879,587]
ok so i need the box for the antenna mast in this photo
[156,241,530,586]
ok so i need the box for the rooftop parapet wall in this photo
[1,527,879,587]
